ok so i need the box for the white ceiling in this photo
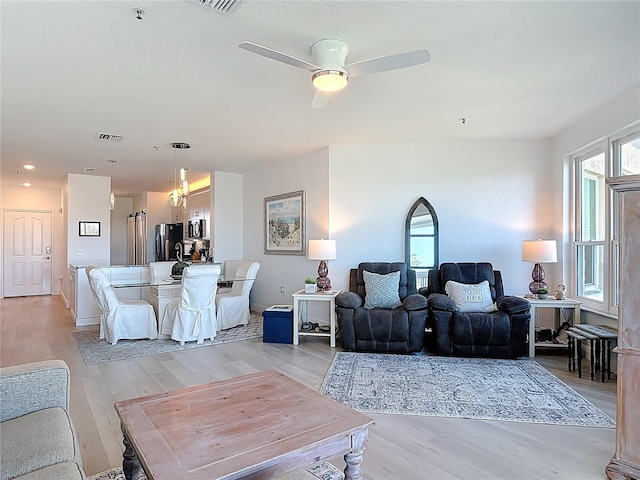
[2,0,639,194]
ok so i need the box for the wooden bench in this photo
[568,327,599,380]
[566,329,587,379]
[572,324,618,382]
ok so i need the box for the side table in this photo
[292,289,341,348]
[521,296,581,358]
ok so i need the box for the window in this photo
[572,125,640,316]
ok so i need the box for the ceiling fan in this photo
[238,39,431,109]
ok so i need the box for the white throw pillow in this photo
[444,279,498,313]
[363,270,402,309]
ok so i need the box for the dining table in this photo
[112,274,247,322]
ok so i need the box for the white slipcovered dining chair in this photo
[216,261,260,330]
[86,266,158,345]
[86,266,107,340]
[149,261,175,283]
[218,259,244,294]
[159,264,221,345]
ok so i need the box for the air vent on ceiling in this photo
[95,132,124,142]
[83,168,97,173]
[187,0,244,15]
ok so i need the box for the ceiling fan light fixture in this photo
[312,70,348,92]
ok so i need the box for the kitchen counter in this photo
[68,264,151,326]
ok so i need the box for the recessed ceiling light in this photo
[23,164,35,170]
[22,182,32,187]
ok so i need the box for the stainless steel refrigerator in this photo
[155,223,184,261]
[127,212,147,265]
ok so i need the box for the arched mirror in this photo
[405,197,439,289]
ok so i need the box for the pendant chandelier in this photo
[168,142,191,213]
[108,160,117,210]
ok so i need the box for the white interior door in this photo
[3,210,53,297]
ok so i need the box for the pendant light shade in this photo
[108,160,117,210]
[180,167,191,196]
[169,188,181,207]
[167,143,191,208]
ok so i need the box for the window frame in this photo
[571,123,640,318]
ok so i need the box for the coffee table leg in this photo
[344,426,368,480]
[122,427,142,480]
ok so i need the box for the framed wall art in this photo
[264,190,305,255]
[79,221,101,237]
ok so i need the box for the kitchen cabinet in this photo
[175,188,211,239]
[190,189,210,237]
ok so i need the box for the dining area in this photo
[83,260,260,346]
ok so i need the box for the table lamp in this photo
[522,239,557,294]
[308,239,337,292]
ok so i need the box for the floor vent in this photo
[187,0,244,15]
[95,132,124,142]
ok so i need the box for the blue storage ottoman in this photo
[263,305,293,344]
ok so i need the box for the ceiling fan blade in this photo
[238,42,319,72]
[346,49,431,77]
[311,90,331,109]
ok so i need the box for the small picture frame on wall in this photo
[264,190,305,255]
[79,221,101,237]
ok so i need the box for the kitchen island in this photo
[68,264,151,326]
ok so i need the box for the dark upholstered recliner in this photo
[336,262,428,353]
[424,262,530,358]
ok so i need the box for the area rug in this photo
[320,352,614,427]
[74,313,263,365]
[87,462,344,480]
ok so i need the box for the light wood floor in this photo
[0,295,617,479]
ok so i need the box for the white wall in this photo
[328,140,555,296]
[66,174,111,266]
[243,84,639,319]
[0,185,64,296]
[213,171,244,263]
[244,148,330,312]
[64,174,111,301]
[244,141,553,319]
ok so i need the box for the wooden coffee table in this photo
[114,370,374,480]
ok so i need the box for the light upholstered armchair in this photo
[335,262,428,353]
[0,360,85,479]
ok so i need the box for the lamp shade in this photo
[308,239,337,260]
[522,239,557,263]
